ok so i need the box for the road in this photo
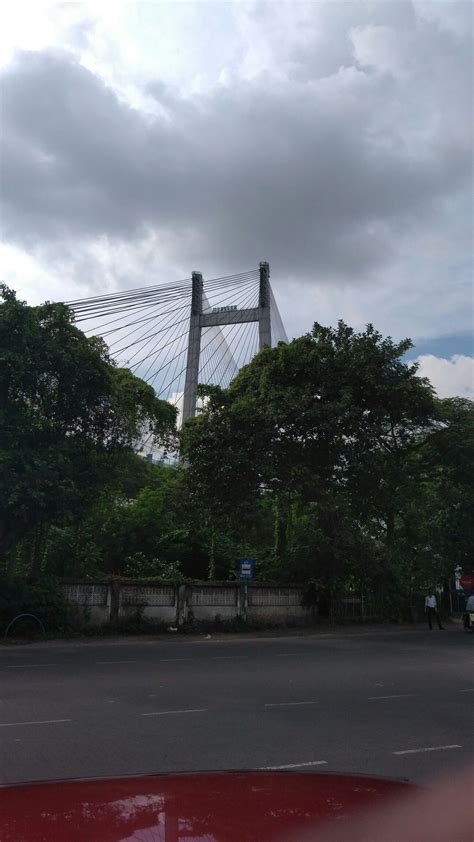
[0,628,472,786]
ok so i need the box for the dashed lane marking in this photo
[264,701,317,707]
[142,708,208,717]
[4,664,59,669]
[368,694,417,700]
[0,719,71,728]
[393,744,461,755]
[160,658,193,662]
[260,761,327,770]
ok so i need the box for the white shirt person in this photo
[465,594,474,611]
[425,592,444,629]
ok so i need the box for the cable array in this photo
[67,269,286,456]
[270,286,288,344]
[66,270,265,415]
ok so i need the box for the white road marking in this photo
[5,664,58,669]
[211,655,248,660]
[264,701,317,707]
[368,694,417,700]
[275,654,295,657]
[160,658,193,662]
[142,708,208,717]
[261,760,328,770]
[0,719,71,728]
[393,744,462,756]
[459,688,474,693]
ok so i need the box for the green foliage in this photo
[3,287,471,621]
[110,367,177,449]
[182,322,436,508]
[122,553,183,580]
[0,576,77,637]
[9,461,210,580]
[418,398,474,570]
[0,286,176,568]
[181,321,443,593]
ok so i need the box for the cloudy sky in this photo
[1,0,473,397]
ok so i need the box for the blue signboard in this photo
[239,560,254,580]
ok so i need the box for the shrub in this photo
[0,577,77,638]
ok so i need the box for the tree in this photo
[32,460,217,580]
[181,321,438,589]
[410,398,474,576]
[0,286,177,568]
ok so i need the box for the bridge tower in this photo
[182,261,271,422]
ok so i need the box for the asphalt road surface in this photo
[0,628,472,786]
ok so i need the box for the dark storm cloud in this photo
[0,29,471,286]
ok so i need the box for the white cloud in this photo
[0,1,472,354]
[415,354,474,399]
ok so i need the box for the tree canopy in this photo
[180,321,437,524]
[0,286,176,563]
[2,291,472,616]
[180,322,472,598]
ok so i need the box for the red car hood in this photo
[0,771,414,842]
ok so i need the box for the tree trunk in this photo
[30,523,47,581]
[208,527,216,580]
[274,494,289,561]
[71,523,82,578]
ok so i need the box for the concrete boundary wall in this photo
[119,585,177,624]
[62,583,110,626]
[60,580,310,627]
[190,585,239,621]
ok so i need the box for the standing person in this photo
[465,590,474,612]
[425,591,444,630]
[463,590,474,630]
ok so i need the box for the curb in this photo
[0,622,462,649]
